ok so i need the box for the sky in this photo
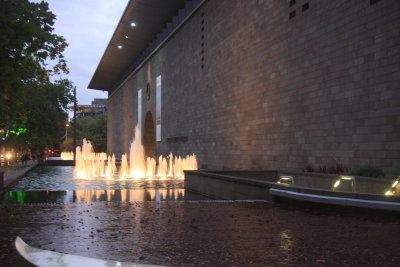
[38,0,128,107]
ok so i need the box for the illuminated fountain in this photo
[60,152,73,160]
[129,126,146,179]
[73,125,198,180]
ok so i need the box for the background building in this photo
[76,98,107,118]
[89,0,400,171]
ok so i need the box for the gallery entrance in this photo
[143,111,156,159]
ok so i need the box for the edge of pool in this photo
[184,170,400,213]
[0,162,38,195]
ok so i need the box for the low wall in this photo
[185,170,399,202]
[184,170,275,200]
[0,163,38,194]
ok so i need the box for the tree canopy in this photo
[0,0,73,151]
[61,115,107,153]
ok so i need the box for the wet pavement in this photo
[1,201,399,266]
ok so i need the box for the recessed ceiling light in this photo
[130,22,136,27]
[117,45,123,49]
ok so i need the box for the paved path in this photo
[0,201,399,266]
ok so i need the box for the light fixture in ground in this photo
[277,176,294,185]
[333,176,355,191]
[385,177,399,196]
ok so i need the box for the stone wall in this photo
[107,0,400,170]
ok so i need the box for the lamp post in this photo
[73,86,77,162]
[65,123,70,140]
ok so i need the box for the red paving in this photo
[0,201,399,266]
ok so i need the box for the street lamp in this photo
[65,123,70,140]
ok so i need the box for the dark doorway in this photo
[143,112,156,159]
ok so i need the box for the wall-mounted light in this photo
[385,177,399,196]
[117,45,123,49]
[130,22,136,27]
[333,176,355,192]
[277,176,294,185]
[125,35,129,39]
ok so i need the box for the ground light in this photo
[277,176,294,185]
[385,177,399,196]
[333,176,355,192]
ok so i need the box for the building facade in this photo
[76,98,107,118]
[89,0,400,171]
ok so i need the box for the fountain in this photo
[73,125,198,180]
[60,152,73,160]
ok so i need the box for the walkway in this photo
[0,201,399,266]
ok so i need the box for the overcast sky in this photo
[40,0,128,107]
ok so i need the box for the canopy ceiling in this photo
[88,0,187,91]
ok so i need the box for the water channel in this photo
[4,166,209,203]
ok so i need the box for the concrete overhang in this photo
[88,0,187,91]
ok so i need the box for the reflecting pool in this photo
[5,166,209,203]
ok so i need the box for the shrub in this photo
[385,169,400,179]
[302,165,314,172]
[349,165,385,178]
[315,164,350,174]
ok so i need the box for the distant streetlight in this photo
[73,86,77,162]
[65,123,70,140]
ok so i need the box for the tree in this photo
[0,0,73,151]
[24,79,74,150]
[60,115,107,153]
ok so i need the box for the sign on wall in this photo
[156,75,161,141]
[138,89,142,129]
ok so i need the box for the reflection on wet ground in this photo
[0,202,399,266]
[3,189,208,203]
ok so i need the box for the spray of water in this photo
[73,125,198,180]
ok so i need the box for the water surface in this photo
[7,166,209,203]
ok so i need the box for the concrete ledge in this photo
[270,188,400,212]
[185,171,273,200]
[185,170,400,212]
[0,163,37,194]
[0,172,4,191]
